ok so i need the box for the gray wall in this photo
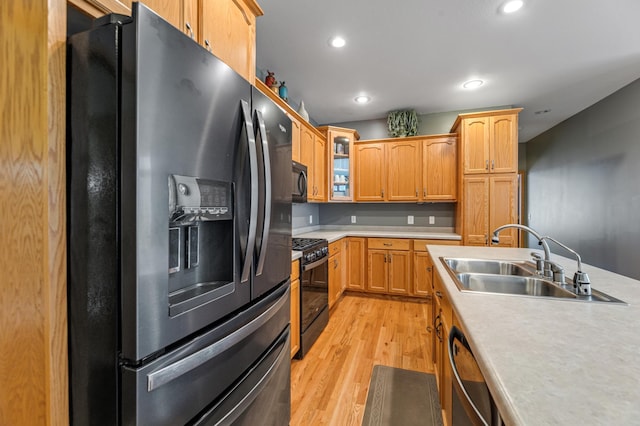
[526,77,640,279]
[292,202,455,230]
[332,105,512,140]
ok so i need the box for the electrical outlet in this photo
[407,215,414,225]
[428,216,435,225]
[351,215,357,224]
[309,215,313,224]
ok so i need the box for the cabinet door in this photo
[291,117,301,163]
[413,251,433,297]
[462,117,490,174]
[489,114,518,174]
[367,250,388,293]
[290,278,300,358]
[386,140,420,201]
[312,135,327,201]
[463,176,490,246]
[200,0,260,82]
[422,137,457,201]
[143,0,198,39]
[490,175,519,247]
[348,237,366,291]
[388,250,411,295]
[328,253,340,309]
[354,143,385,201]
[69,0,131,16]
[328,130,354,201]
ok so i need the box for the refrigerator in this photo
[67,3,292,424]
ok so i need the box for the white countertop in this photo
[291,226,461,261]
[427,245,640,426]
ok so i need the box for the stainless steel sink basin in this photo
[444,258,533,276]
[455,273,577,298]
[440,257,626,304]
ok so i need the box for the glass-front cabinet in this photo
[317,126,360,201]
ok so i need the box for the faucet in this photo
[540,236,591,296]
[491,224,555,280]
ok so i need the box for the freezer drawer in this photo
[121,282,290,425]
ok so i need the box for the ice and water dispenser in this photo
[167,174,234,316]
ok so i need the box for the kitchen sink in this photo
[454,273,577,298]
[440,257,626,304]
[443,258,533,276]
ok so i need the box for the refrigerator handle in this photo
[240,100,258,283]
[254,110,271,276]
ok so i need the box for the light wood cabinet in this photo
[354,142,385,201]
[290,259,300,358]
[354,134,457,203]
[462,175,518,246]
[291,117,301,163]
[317,126,360,202]
[347,237,366,291]
[455,110,520,175]
[421,136,457,201]
[366,238,411,295]
[413,239,461,298]
[328,240,345,309]
[70,0,262,82]
[299,126,327,201]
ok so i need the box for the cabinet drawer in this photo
[412,239,461,252]
[368,238,410,251]
[291,259,300,281]
[329,240,342,256]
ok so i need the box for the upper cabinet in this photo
[69,0,263,82]
[452,109,521,175]
[317,126,360,202]
[353,134,458,203]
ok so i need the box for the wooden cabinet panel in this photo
[367,250,388,293]
[318,126,359,202]
[354,143,385,201]
[386,140,420,201]
[300,126,314,172]
[328,253,340,308]
[388,251,411,295]
[422,136,457,201]
[312,134,327,201]
[290,277,300,358]
[199,0,262,82]
[291,117,301,163]
[368,238,411,251]
[347,237,366,291]
[413,251,433,297]
[490,174,519,247]
[490,114,518,174]
[462,117,490,174]
[463,176,490,246]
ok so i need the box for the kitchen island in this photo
[428,245,640,425]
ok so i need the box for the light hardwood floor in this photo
[290,293,433,426]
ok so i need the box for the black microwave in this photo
[292,160,308,203]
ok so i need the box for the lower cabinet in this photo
[328,240,344,309]
[367,238,411,295]
[432,270,453,426]
[347,237,366,291]
[290,259,300,358]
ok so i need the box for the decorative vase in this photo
[278,81,288,102]
[265,70,276,87]
[298,100,309,121]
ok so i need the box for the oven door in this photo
[300,256,328,332]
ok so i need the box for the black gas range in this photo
[291,237,329,358]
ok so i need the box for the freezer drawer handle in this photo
[146,287,289,392]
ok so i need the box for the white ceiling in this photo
[256,0,640,142]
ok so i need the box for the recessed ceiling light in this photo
[501,0,524,14]
[329,36,346,48]
[354,95,371,104]
[462,79,484,89]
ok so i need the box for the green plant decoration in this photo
[387,109,419,137]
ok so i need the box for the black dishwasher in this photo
[448,326,503,426]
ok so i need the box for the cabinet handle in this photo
[384,255,387,263]
[491,159,495,170]
[423,188,426,198]
[383,243,392,247]
[416,189,418,197]
[485,160,489,170]
[389,255,392,264]
[204,39,212,52]
[334,259,338,269]
[185,22,194,39]
[381,189,384,198]
[426,326,433,333]
[485,234,488,245]
[427,266,432,272]
[435,290,443,298]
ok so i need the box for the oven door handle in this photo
[302,256,328,272]
[146,287,289,392]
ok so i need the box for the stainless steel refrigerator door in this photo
[118,4,256,360]
[250,87,292,299]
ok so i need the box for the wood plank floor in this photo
[290,293,433,426]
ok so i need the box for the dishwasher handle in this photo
[448,326,502,426]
